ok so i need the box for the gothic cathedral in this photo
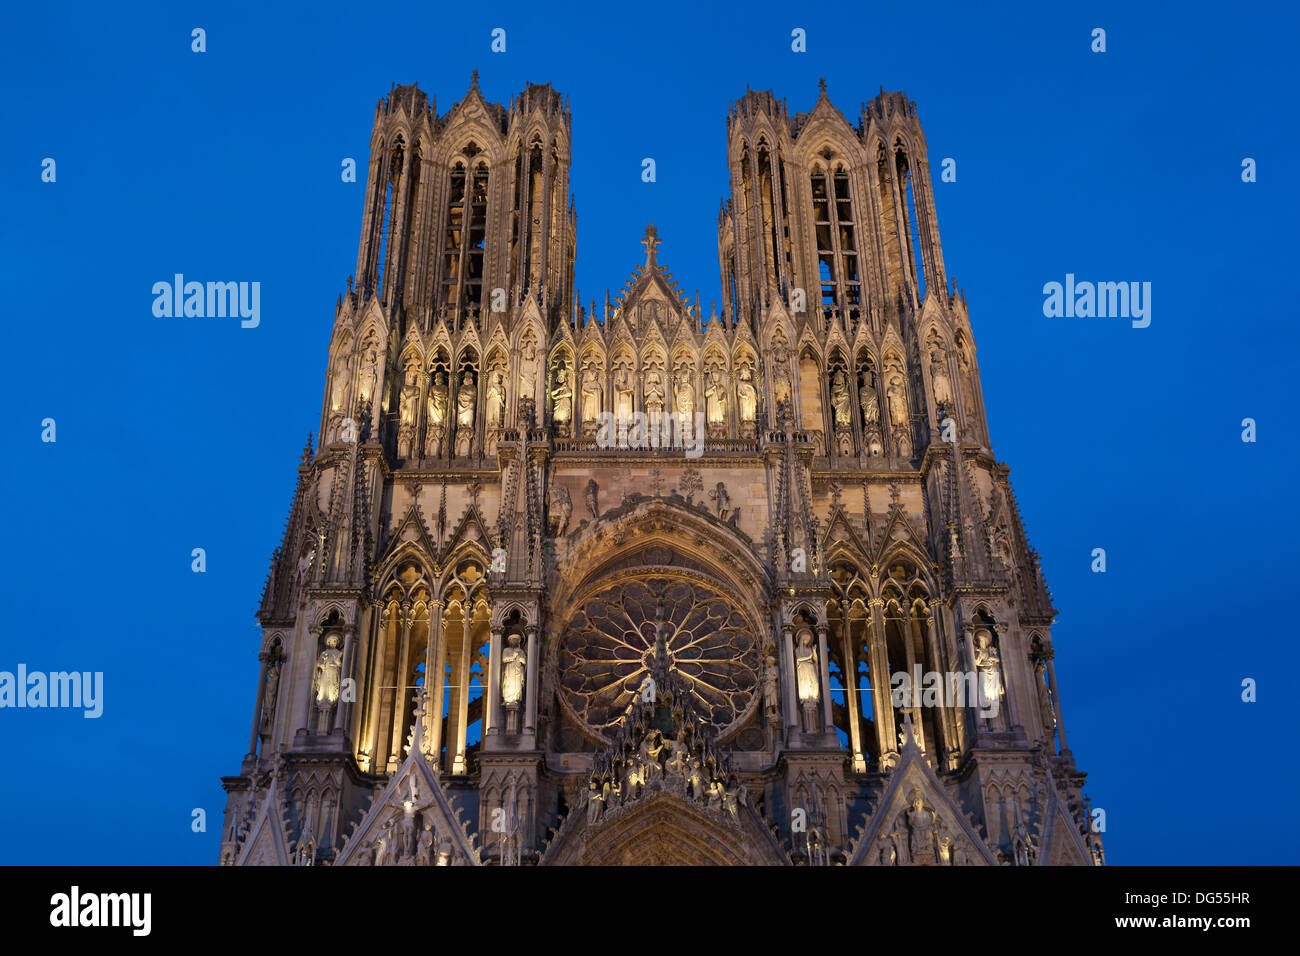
[220,76,1103,867]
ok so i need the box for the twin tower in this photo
[219,74,1102,867]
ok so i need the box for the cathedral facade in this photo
[219,75,1103,867]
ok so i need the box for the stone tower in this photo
[219,77,1102,867]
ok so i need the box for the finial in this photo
[818,77,827,96]
[642,223,660,267]
[470,69,480,91]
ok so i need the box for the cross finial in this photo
[642,223,660,267]
[818,77,827,96]
[470,69,480,91]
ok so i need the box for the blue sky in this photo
[1,0,1297,864]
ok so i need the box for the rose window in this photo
[557,577,759,741]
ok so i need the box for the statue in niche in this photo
[763,653,780,717]
[416,825,434,866]
[959,352,977,418]
[931,349,953,406]
[501,632,526,708]
[398,366,420,457]
[550,363,572,425]
[260,656,282,732]
[736,365,757,431]
[548,478,572,536]
[358,345,379,404]
[485,367,506,428]
[973,628,1003,709]
[518,341,538,403]
[587,777,606,825]
[455,370,475,456]
[794,628,820,703]
[613,364,634,421]
[585,479,598,520]
[580,363,602,424]
[704,367,727,428]
[674,368,695,418]
[859,375,879,425]
[425,371,448,456]
[643,367,665,418]
[907,790,936,863]
[330,359,351,414]
[830,369,853,427]
[313,631,344,723]
[886,375,908,427]
[1034,659,1056,742]
[770,346,793,407]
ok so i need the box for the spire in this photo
[469,69,480,92]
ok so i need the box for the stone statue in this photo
[644,368,665,417]
[548,479,572,536]
[831,369,852,427]
[770,347,792,406]
[887,375,908,427]
[674,369,695,418]
[794,628,820,703]
[613,365,634,421]
[518,342,538,402]
[501,632,526,707]
[736,365,757,425]
[398,367,420,457]
[330,359,351,413]
[860,384,879,424]
[907,791,936,863]
[763,653,780,716]
[399,369,420,427]
[585,479,598,520]
[313,632,344,718]
[260,659,281,731]
[456,371,476,429]
[580,364,602,423]
[973,628,1003,707]
[485,368,505,427]
[587,778,605,825]
[425,371,448,456]
[455,370,475,456]
[931,350,953,406]
[704,368,727,426]
[551,364,572,424]
[358,346,379,404]
[708,482,731,520]
[416,824,433,866]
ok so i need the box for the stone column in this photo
[387,602,414,768]
[452,616,474,774]
[332,625,356,737]
[867,598,895,760]
[245,652,270,762]
[839,601,865,773]
[782,623,798,738]
[1045,651,1070,753]
[816,622,834,736]
[426,599,447,762]
[486,623,503,739]
[927,600,957,766]
[523,624,539,735]
[300,625,323,735]
[994,622,1019,730]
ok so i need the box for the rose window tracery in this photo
[558,578,759,741]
